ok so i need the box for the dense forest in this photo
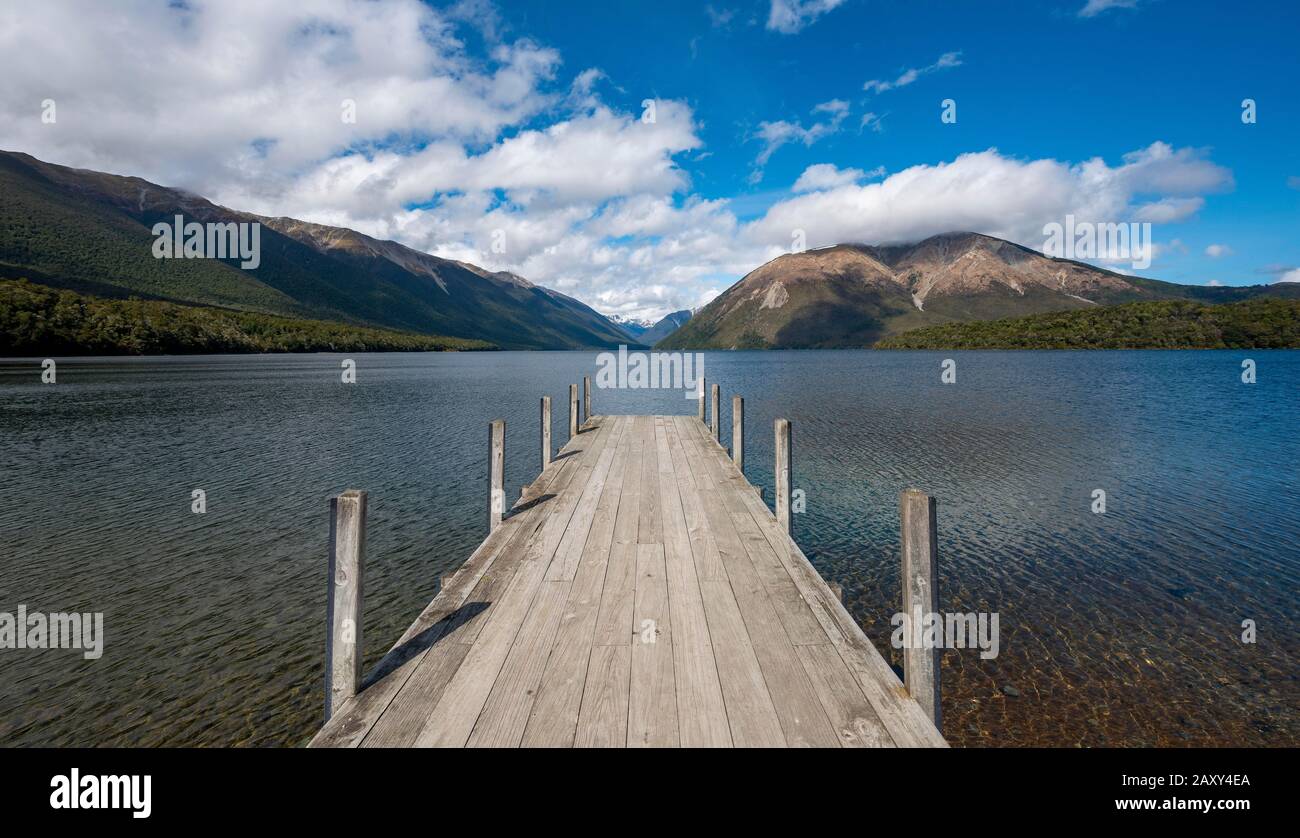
[875,298,1300,349]
[0,279,492,355]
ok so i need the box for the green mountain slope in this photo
[0,278,490,355]
[875,298,1300,349]
[0,151,629,350]
[659,233,1297,349]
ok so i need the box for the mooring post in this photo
[710,383,720,441]
[540,396,552,471]
[569,384,579,439]
[489,419,505,532]
[697,375,706,421]
[900,488,941,729]
[583,375,591,423]
[732,395,744,471]
[325,489,366,721]
[775,418,792,533]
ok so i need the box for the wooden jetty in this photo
[310,382,947,748]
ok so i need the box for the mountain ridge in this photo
[638,309,692,345]
[0,150,630,350]
[657,232,1297,349]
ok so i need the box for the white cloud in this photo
[749,100,849,181]
[793,163,882,192]
[744,143,1234,263]
[766,0,847,34]
[0,2,1244,321]
[1079,0,1141,18]
[1133,197,1204,223]
[1206,280,1224,287]
[1277,269,1300,284]
[859,112,885,133]
[1110,142,1233,195]
[863,52,962,94]
[0,0,563,193]
[1205,244,1232,258]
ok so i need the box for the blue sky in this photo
[514,0,1299,288]
[1,0,1296,317]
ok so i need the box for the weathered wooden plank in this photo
[692,416,748,514]
[730,510,827,646]
[309,419,600,747]
[685,416,819,622]
[678,417,929,747]
[358,424,607,746]
[466,580,572,747]
[314,411,946,749]
[637,417,662,544]
[674,418,752,583]
[709,554,840,746]
[654,418,731,747]
[459,418,620,645]
[359,642,469,747]
[412,419,621,747]
[698,580,786,747]
[612,425,642,545]
[796,643,892,748]
[665,418,726,582]
[545,416,628,581]
[628,544,678,747]
[521,424,631,747]
[725,464,946,747]
[574,644,630,747]
[592,541,637,646]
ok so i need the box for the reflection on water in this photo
[0,350,1296,746]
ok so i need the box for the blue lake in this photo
[0,349,1296,746]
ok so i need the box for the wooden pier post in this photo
[829,581,843,603]
[325,489,367,721]
[583,375,591,423]
[569,384,579,439]
[710,383,720,441]
[900,489,941,729]
[775,418,791,533]
[489,420,505,532]
[697,376,706,421]
[540,396,552,471]
[731,395,744,471]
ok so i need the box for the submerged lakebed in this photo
[0,350,1296,747]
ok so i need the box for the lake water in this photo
[1,350,1296,747]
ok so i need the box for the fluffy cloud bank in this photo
[746,143,1232,256]
[0,1,1236,319]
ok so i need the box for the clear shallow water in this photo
[0,350,1296,747]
